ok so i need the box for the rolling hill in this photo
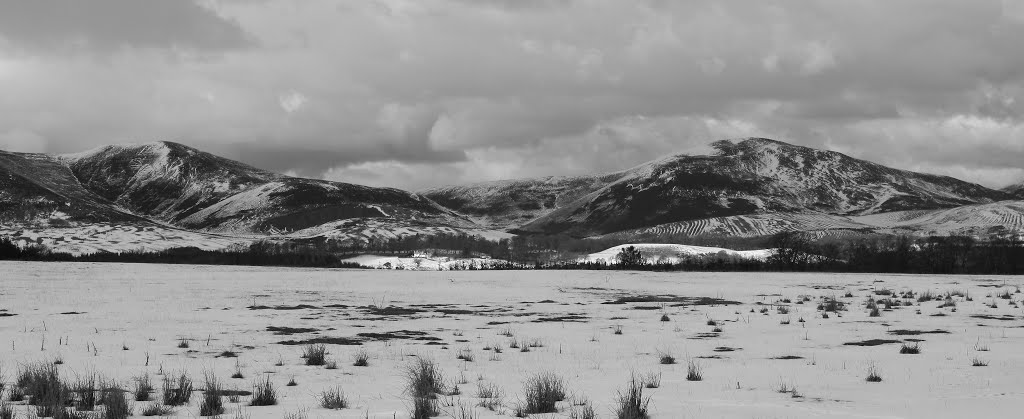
[425,138,1014,237]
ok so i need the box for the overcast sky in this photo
[2,0,1024,190]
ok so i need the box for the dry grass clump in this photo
[133,374,153,401]
[519,372,566,415]
[199,373,224,417]
[865,364,883,382]
[614,376,651,419]
[568,400,595,419]
[302,344,327,366]
[475,382,503,411]
[352,350,370,367]
[140,402,173,416]
[685,359,703,381]
[102,385,133,419]
[249,376,277,406]
[318,387,348,409]
[161,372,192,406]
[405,358,445,419]
[899,343,921,354]
[657,350,676,365]
[231,360,244,379]
[640,372,661,389]
[457,349,475,362]
[19,362,68,417]
[72,372,99,411]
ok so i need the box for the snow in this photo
[1,263,1022,419]
[343,254,509,270]
[582,243,773,264]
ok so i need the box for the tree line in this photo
[3,232,1024,274]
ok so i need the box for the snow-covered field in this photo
[2,262,1023,418]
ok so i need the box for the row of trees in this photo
[0,238,361,268]
[4,232,1024,274]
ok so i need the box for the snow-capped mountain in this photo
[2,142,482,253]
[1,150,145,224]
[2,138,1022,254]
[58,141,472,234]
[425,138,1015,237]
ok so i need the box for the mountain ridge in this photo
[423,138,1014,237]
[2,137,1023,255]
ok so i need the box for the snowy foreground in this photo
[1,262,1023,418]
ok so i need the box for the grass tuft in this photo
[352,350,369,367]
[318,387,348,409]
[302,344,327,366]
[614,376,651,419]
[249,376,277,406]
[686,359,703,381]
[520,372,566,414]
[899,343,920,354]
[140,403,173,417]
[199,373,224,417]
[161,372,192,406]
[133,374,153,402]
[865,364,882,382]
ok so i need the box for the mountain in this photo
[60,142,470,234]
[1,142,487,254]
[1003,181,1024,198]
[2,138,1022,255]
[0,150,144,225]
[421,174,623,230]
[424,138,1014,237]
[602,200,1024,240]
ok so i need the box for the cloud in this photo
[0,0,252,52]
[278,90,307,114]
[2,0,1024,190]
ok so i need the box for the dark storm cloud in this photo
[0,0,251,51]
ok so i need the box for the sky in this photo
[1,0,1024,190]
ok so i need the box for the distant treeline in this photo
[779,233,1024,275]
[3,232,1024,274]
[0,239,362,268]
[336,232,773,262]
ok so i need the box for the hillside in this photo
[429,138,1013,237]
[60,141,473,234]
[0,150,144,225]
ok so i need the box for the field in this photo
[1,262,1023,418]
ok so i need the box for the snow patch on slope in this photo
[581,243,773,264]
